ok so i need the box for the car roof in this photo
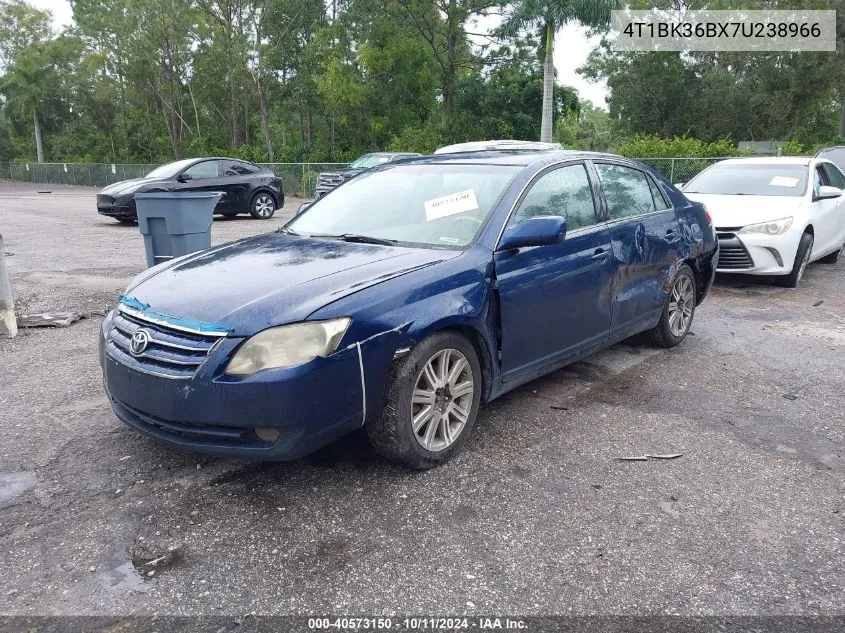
[389,149,638,167]
[713,156,812,166]
[434,140,562,154]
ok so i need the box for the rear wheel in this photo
[776,232,813,288]
[249,192,276,219]
[648,264,696,348]
[367,331,481,469]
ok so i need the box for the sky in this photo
[29,0,609,108]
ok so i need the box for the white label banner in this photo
[611,10,836,51]
[424,190,479,221]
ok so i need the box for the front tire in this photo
[367,331,482,469]
[776,232,813,288]
[648,264,696,348]
[249,192,276,219]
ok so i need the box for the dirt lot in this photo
[1,180,844,616]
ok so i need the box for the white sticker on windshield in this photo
[770,176,799,187]
[424,190,479,221]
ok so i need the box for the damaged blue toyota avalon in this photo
[100,150,717,469]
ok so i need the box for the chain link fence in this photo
[636,157,728,185]
[1,162,348,197]
[1,157,727,196]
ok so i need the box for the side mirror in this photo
[815,185,842,201]
[498,216,567,251]
[177,173,193,183]
[295,202,312,216]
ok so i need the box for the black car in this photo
[314,152,421,198]
[96,157,283,223]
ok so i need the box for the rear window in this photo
[684,164,808,197]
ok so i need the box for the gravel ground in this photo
[1,181,844,617]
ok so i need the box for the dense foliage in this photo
[581,0,845,148]
[0,0,581,163]
[0,0,843,164]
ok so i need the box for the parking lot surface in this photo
[1,180,844,615]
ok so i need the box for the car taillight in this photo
[703,206,712,223]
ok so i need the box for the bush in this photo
[617,134,744,158]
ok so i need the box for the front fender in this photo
[309,246,499,419]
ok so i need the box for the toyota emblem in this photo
[129,329,150,357]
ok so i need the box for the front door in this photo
[813,163,845,255]
[494,162,614,381]
[176,160,223,209]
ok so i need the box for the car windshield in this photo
[816,148,845,172]
[288,164,521,248]
[350,154,392,169]
[145,158,197,179]
[684,163,808,197]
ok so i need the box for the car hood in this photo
[683,193,804,229]
[101,177,167,196]
[125,233,459,336]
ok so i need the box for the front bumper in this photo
[715,228,801,275]
[99,317,366,460]
[97,194,136,220]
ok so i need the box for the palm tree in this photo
[500,0,620,143]
[0,47,53,163]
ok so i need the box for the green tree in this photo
[0,0,51,70]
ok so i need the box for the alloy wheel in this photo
[254,194,274,218]
[411,348,474,452]
[668,274,695,338]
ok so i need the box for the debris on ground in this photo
[19,312,83,328]
[550,405,569,410]
[783,393,799,401]
[616,453,683,461]
[813,300,824,307]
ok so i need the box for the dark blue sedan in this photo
[100,150,717,469]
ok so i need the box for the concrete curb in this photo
[0,233,17,338]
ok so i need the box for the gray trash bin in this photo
[135,191,222,268]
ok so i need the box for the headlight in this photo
[224,318,350,376]
[738,217,793,235]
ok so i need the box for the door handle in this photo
[591,248,609,260]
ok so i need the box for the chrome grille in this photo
[315,173,346,197]
[105,308,225,379]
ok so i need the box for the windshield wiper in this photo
[309,233,398,246]
[338,233,398,245]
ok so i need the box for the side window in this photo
[822,163,845,189]
[183,160,219,179]
[223,161,258,176]
[511,164,597,231]
[596,163,656,220]
[647,174,671,210]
